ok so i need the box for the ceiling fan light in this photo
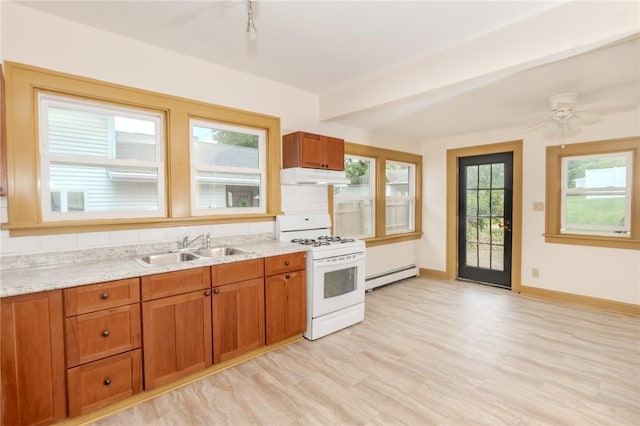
[544,118,560,135]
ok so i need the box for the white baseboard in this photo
[365,265,419,291]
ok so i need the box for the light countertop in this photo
[0,238,307,298]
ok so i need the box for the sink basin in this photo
[135,252,199,267]
[192,247,252,258]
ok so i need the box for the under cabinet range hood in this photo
[280,167,350,185]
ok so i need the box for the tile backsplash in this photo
[0,184,330,257]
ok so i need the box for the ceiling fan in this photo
[528,92,601,138]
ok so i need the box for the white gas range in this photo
[276,214,366,340]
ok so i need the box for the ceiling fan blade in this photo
[574,110,602,124]
[524,120,547,133]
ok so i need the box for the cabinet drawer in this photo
[212,258,264,286]
[64,278,140,316]
[141,267,211,301]
[65,304,141,368]
[265,252,306,276]
[67,349,142,417]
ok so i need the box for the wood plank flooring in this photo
[91,277,640,425]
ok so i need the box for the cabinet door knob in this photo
[103,378,111,386]
[101,330,110,338]
[101,292,110,300]
[284,260,290,266]
[285,274,290,279]
[214,288,220,294]
[204,290,211,297]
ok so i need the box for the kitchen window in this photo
[39,94,165,221]
[190,119,266,215]
[385,160,416,234]
[334,142,422,246]
[3,62,282,236]
[334,155,375,238]
[545,137,639,250]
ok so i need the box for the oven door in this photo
[311,251,365,318]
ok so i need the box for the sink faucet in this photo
[180,233,210,249]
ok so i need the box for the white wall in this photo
[0,3,419,277]
[421,109,640,304]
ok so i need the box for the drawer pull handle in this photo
[285,274,290,279]
[214,288,220,295]
[204,290,211,297]
[101,292,110,300]
[284,260,290,266]
[101,330,110,338]
[103,378,111,386]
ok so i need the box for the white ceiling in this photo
[16,0,640,141]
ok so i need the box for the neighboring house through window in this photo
[546,137,639,250]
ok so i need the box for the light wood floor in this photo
[92,277,640,425]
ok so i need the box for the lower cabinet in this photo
[212,259,265,363]
[141,268,212,390]
[264,253,307,345]
[67,349,142,416]
[1,290,67,426]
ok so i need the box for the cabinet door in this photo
[1,291,66,426]
[142,289,212,390]
[265,271,306,345]
[324,136,345,171]
[213,278,265,363]
[298,133,325,169]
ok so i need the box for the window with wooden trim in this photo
[545,137,640,250]
[334,142,422,246]
[39,94,165,221]
[190,119,266,215]
[334,155,375,238]
[2,61,281,236]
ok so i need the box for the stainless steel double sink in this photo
[134,247,252,267]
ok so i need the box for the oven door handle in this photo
[315,253,365,267]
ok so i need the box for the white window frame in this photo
[385,160,416,235]
[189,118,266,215]
[38,94,166,221]
[560,151,632,237]
[334,155,376,238]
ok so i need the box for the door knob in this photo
[498,221,511,232]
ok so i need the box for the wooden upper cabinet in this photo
[1,290,67,426]
[282,131,344,171]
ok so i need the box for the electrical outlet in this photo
[533,202,544,212]
[532,268,540,278]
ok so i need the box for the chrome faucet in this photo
[180,233,210,250]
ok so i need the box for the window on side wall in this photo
[385,160,416,234]
[38,94,165,221]
[546,137,639,250]
[334,155,375,238]
[190,119,266,215]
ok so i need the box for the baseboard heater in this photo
[365,265,419,291]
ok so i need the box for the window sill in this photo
[363,231,422,248]
[544,233,639,250]
[1,214,276,237]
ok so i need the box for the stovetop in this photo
[291,235,357,248]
